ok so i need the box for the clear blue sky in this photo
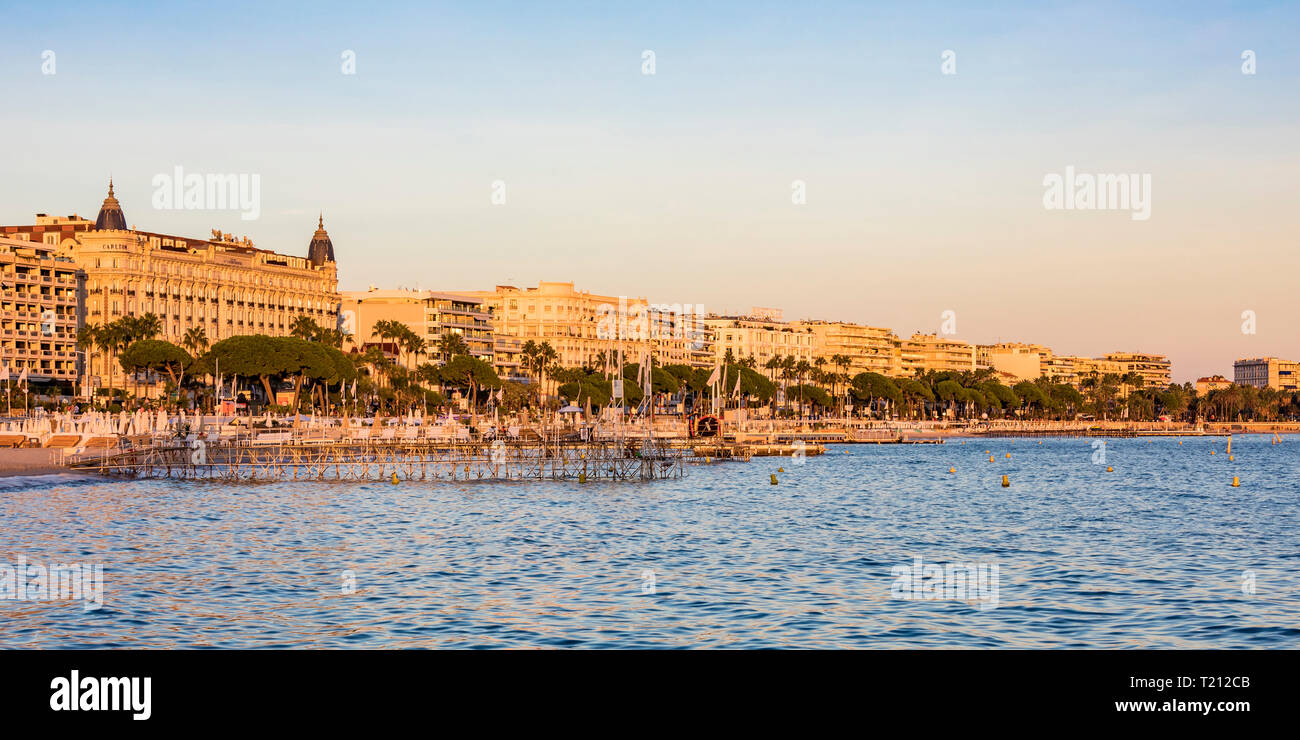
[3,1,1297,381]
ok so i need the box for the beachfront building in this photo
[453,281,709,371]
[1102,352,1172,389]
[1072,356,1122,380]
[1233,357,1300,392]
[341,288,495,365]
[791,320,901,377]
[1196,375,1233,395]
[976,342,1054,383]
[0,236,81,385]
[1040,354,1081,386]
[1,183,341,388]
[702,311,818,372]
[898,333,977,376]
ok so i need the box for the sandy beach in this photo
[0,448,67,478]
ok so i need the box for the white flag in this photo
[733,373,742,398]
[0,365,8,382]
[350,379,357,397]
[706,364,721,387]
[18,366,28,385]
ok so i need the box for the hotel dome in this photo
[94,179,128,231]
[307,214,335,266]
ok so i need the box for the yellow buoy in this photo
[1001,475,1010,487]
[1106,466,1113,472]
[1005,453,1011,459]
[770,474,778,485]
[778,467,785,473]
[391,472,399,484]
[1232,476,1240,487]
[1211,451,1216,456]
[579,472,587,483]
[1229,455,1234,461]
[948,467,956,473]
[988,455,995,462]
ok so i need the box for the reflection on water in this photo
[1,436,1297,648]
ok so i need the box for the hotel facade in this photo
[1,183,341,388]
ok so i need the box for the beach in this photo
[0,448,66,478]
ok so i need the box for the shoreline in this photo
[0,449,69,478]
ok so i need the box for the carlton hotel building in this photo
[1,182,340,387]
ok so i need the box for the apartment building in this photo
[898,333,977,375]
[791,320,900,377]
[0,236,81,384]
[976,342,1053,383]
[1103,352,1172,389]
[1234,357,1300,392]
[453,281,708,371]
[341,288,494,364]
[702,312,818,372]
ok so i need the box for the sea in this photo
[1,435,1296,648]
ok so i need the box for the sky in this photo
[2,0,1297,382]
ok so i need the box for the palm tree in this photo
[795,359,812,417]
[290,314,319,341]
[436,333,470,364]
[182,326,209,357]
[134,313,163,342]
[77,323,100,399]
[831,354,851,413]
[371,319,406,366]
[537,342,558,400]
[403,333,427,370]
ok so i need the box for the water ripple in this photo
[0,436,1296,648]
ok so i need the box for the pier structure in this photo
[70,438,685,483]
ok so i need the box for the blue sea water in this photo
[0,435,1296,648]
